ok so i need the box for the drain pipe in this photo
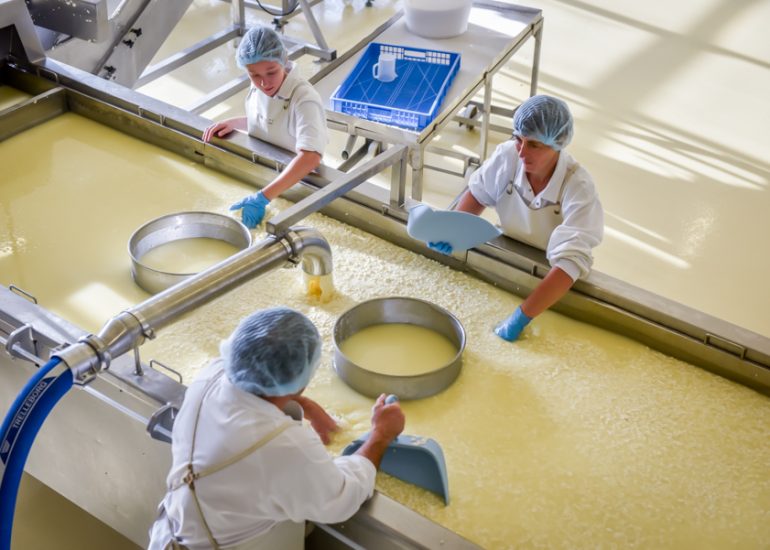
[0,226,331,549]
[59,225,332,384]
[287,225,334,278]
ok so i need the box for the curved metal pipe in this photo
[284,226,333,276]
[55,226,332,384]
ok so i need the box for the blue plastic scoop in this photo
[407,203,502,252]
[342,395,450,505]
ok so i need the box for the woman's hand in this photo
[202,121,235,142]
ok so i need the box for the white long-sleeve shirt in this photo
[468,140,604,281]
[148,362,375,550]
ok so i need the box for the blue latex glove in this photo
[494,307,532,342]
[230,191,270,228]
[428,241,453,255]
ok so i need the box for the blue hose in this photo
[0,357,73,550]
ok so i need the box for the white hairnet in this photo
[222,307,321,396]
[236,25,288,68]
[513,95,574,151]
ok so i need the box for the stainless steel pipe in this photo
[55,226,332,384]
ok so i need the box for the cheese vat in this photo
[2,57,770,548]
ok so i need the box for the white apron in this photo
[153,508,302,550]
[245,68,310,153]
[153,370,304,550]
[497,162,579,250]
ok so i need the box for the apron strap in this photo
[168,368,294,549]
[505,155,581,216]
[282,86,297,110]
[278,79,306,110]
[171,421,293,492]
[553,161,580,215]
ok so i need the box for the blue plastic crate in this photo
[330,42,461,131]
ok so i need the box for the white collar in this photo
[274,61,302,101]
[513,150,568,206]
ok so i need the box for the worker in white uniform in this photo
[430,95,604,342]
[147,307,405,550]
[202,25,328,228]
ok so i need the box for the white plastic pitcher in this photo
[403,0,472,39]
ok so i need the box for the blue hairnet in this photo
[513,95,574,151]
[222,307,321,396]
[236,26,287,68]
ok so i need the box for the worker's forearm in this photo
[456,189,486,215]
[262,151,321,200]
[355,431,393,470]
[520,266,574,318]
[293,395,338,444]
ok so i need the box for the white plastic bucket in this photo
[403,0,473,40]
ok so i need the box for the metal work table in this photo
[313,0,544,200]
